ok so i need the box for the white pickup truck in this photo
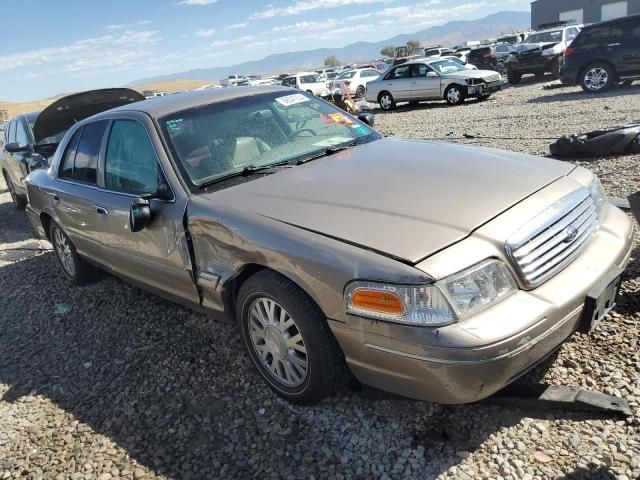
[220,75,248,87]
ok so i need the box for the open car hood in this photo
[32,88,144,144]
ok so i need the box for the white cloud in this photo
[194,28,217,37]
[105,24,125,30]
[272,18,341,32]
[250,0,391,19]
[176,0,218,5]
[210,35,255,47]
[224,22,247,31]
[0,29,161,77]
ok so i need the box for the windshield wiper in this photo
[296,141,359,166]
[242,161,292,175]
[198,161,291,189]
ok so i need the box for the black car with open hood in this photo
[1,88,144,210]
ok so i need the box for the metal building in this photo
[531,0,640,29]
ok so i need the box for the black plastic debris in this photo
[550,123,640,157]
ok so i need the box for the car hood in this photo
[32,88,144,143]
[200,138,573,264]
[443,69,500,80]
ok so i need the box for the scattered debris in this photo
[550,124,640,157]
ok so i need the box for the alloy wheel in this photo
[53,227,76,277]
[584,68,608,91]
[248,297,309,387]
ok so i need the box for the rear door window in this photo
[386,65,411,80]
[59,128,83,180]
[72,121,108,184]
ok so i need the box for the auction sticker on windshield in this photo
[275,93,309,107]
[312,137,353,147]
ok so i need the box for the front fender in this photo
[186,195,431,322]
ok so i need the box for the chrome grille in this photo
[505,188,599,288]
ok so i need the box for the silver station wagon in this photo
[25,86,633,405]
[366,58,505,110]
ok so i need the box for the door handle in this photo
[94,205,109,216]
[48,192,60,202]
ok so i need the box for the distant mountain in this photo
[132,11,529,85]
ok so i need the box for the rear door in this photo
[619,18,640,74]
[91,115,199,308]
[383,65,412,100]
[53,122,108,255]
[410,63,441,100]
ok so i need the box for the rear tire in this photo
[3,173,26,210]
[237,270,347,405]
[444,84,466,106]
[356,85,365,98]
[50,221,98,285]
[507,69,522,85]
[378,91,395,111]
[580,62,615,93]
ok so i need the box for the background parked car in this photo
[505,24,581,83]
[422,47,454,57]
[560,13,640,93]
[281,72,329,96]
[330,68,381,98]
[467,46,498,71]
[493,43,516,69]
[366,58,503,110]
[1,89,144,210]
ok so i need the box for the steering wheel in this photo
[292,128,317,137]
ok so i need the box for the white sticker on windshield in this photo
[275,93,310,107]
[312,137,353,147]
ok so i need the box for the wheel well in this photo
[221,264,326,322]
[580,60,618,80]
[40,212,53,241]
[443,83,465,99]
[221,263,267,319]
[377,90,391,101]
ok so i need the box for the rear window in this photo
[73,121,108,184]
[469,48,491,58]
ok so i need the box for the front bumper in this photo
[468,80,505,96]
[508,54,559,73]
[330,204,634,404]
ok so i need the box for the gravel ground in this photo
[0,76,639,480]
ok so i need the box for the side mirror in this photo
[129,197,151,232]
[426,71,439,77]
[357,112,375,127]
[5,142,30,153]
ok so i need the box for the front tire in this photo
[507,69,522,84]
[237,270,346,405]
[3,173,26,210]
[50,221,98,285]
[378,91,395,111]
[444,84,466,106]
[580,63,615,93]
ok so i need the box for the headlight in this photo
[441,260,517,319]
[588,174,607,217]
[344,260,518,326]
[344,282,455,326]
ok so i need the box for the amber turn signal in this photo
[350,289,405,315]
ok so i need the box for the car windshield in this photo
[336,70,356,79]
[429,59,466,74]
[525,30,562,43]
[161,91,379,187]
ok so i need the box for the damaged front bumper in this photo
[467,79,506,96]
[330,204,634,404]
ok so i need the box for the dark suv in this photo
[561,14,640,92]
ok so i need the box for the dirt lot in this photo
[1,76,639,480]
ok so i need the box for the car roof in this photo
[104,86,295,119]
[583,12,639,29]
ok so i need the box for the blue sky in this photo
[1,0,529,101]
